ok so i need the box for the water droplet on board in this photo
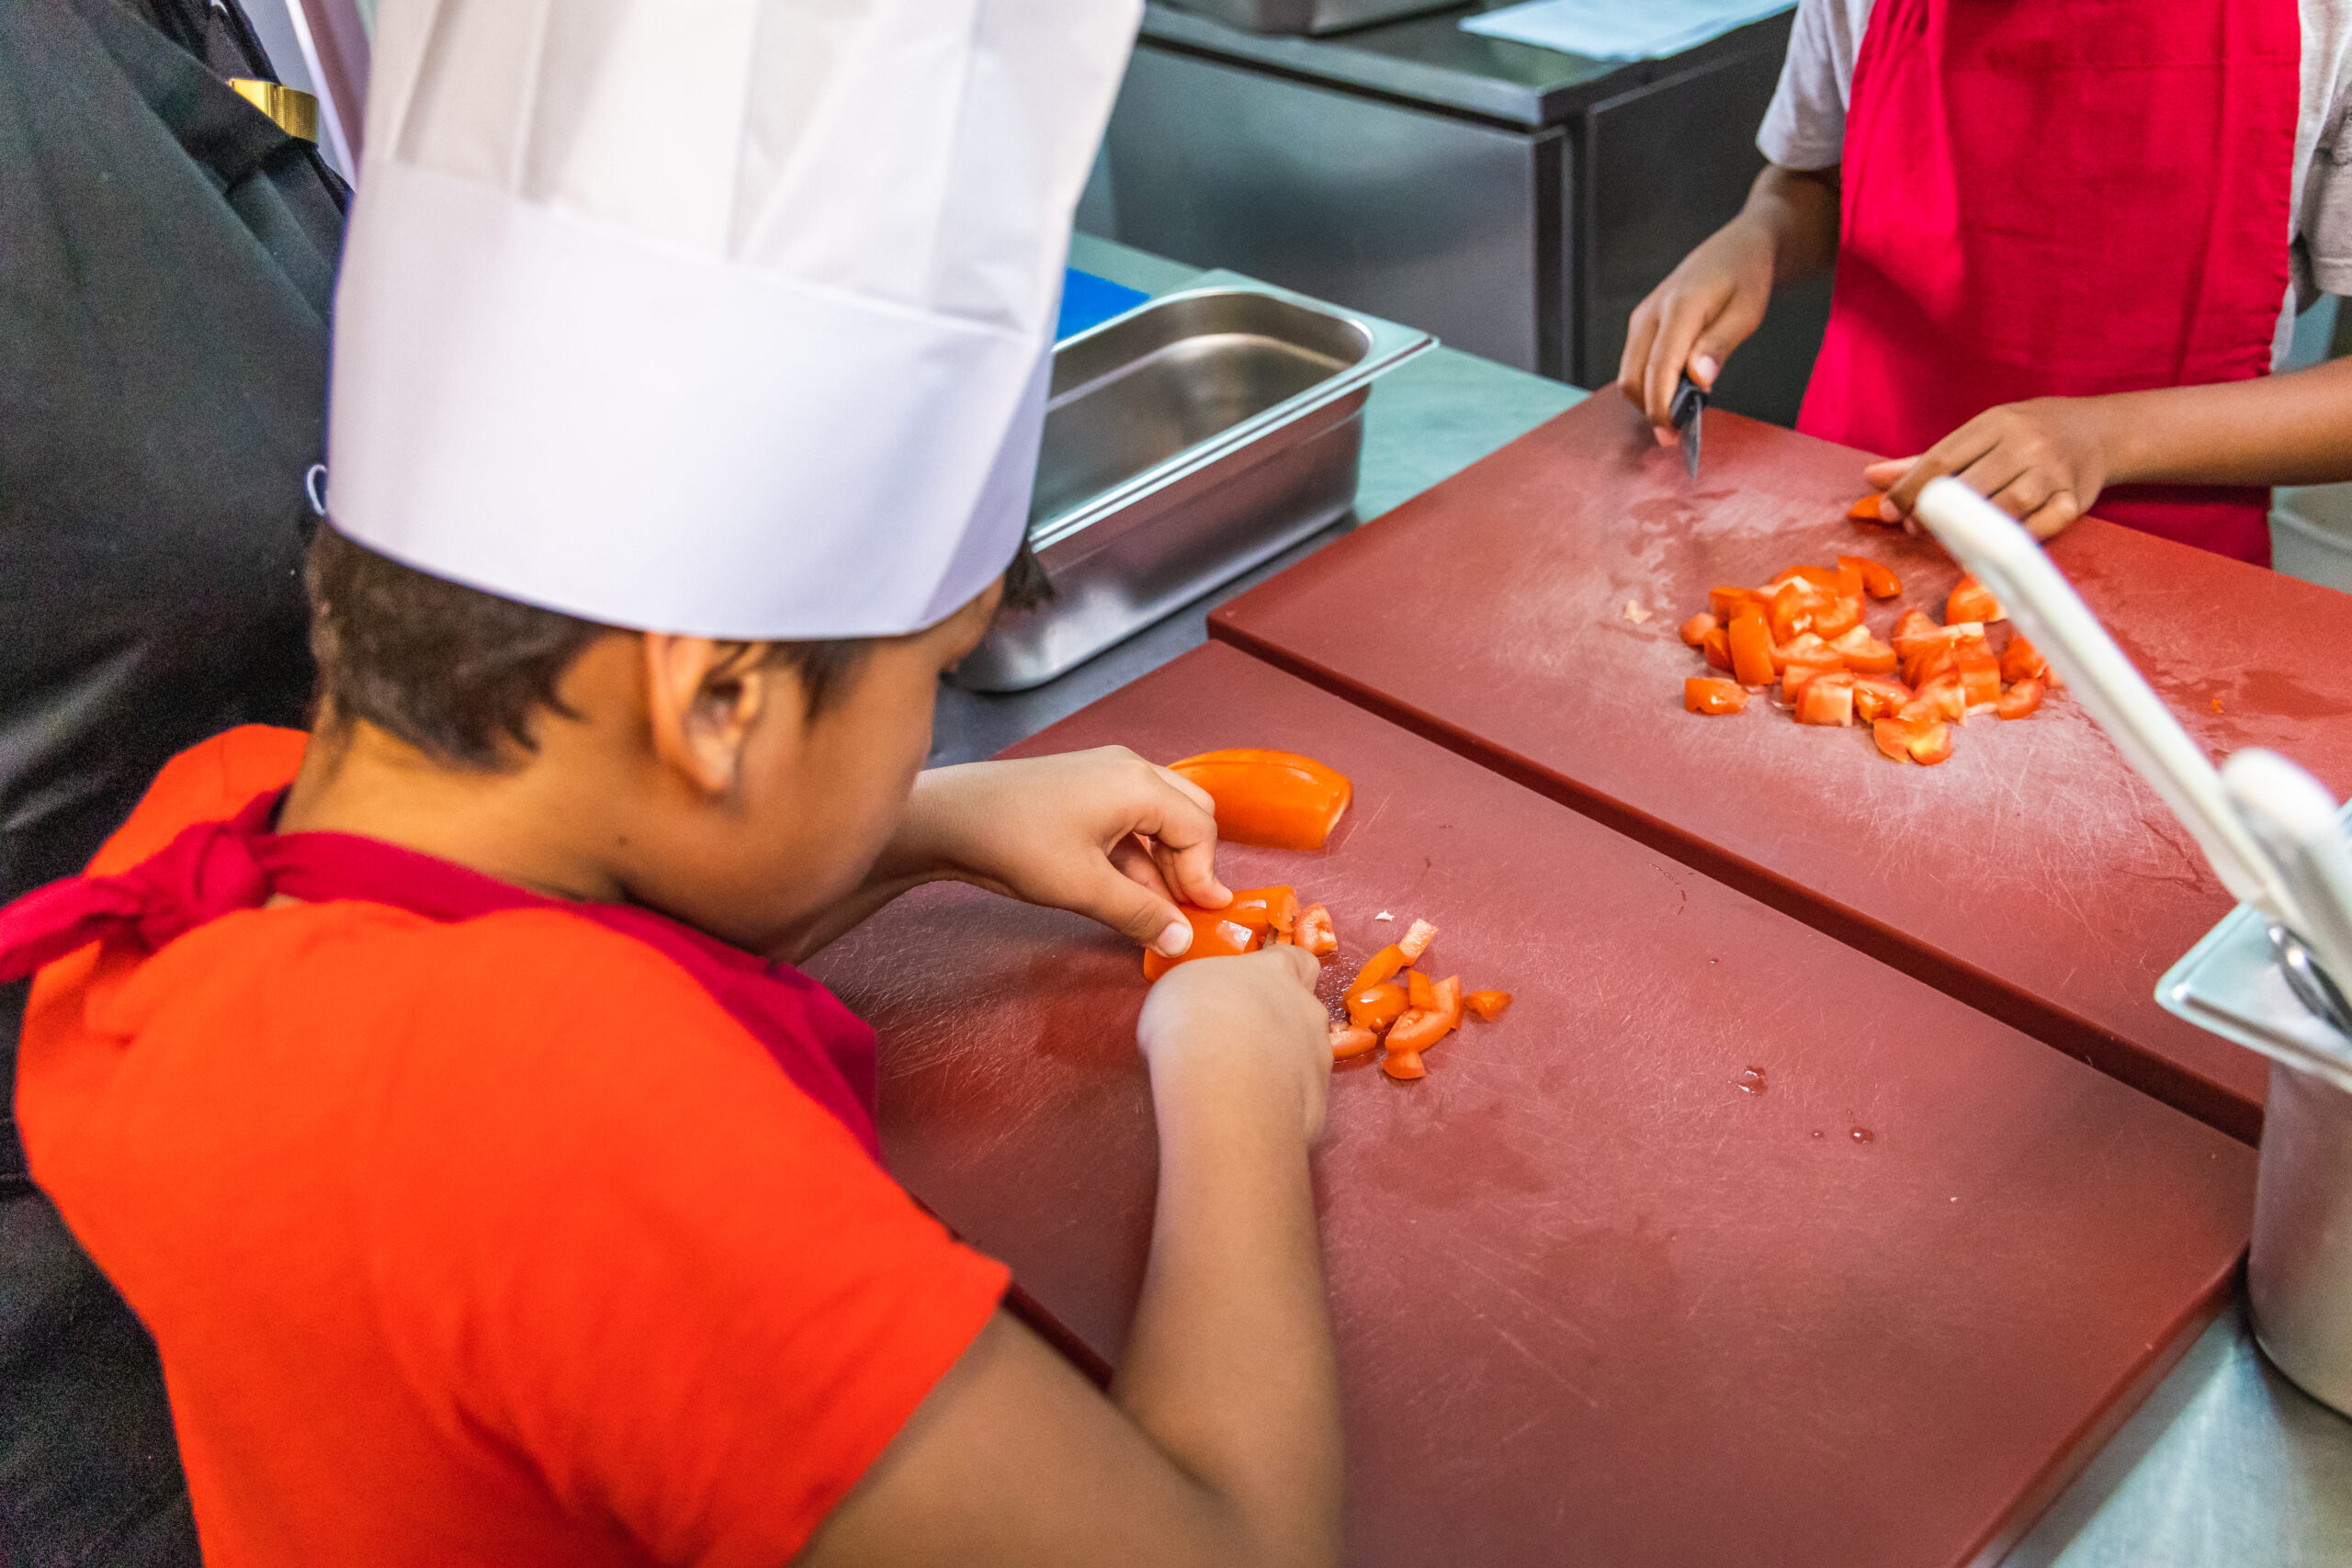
[1850,1126,1874,1144]
[1734,1066,1768,1095]
[1811,1130,1825,1140]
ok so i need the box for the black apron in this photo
[1,1,343,1558]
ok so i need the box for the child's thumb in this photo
[1088,867,1193,958]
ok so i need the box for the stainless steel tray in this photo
[952,276,1432,692]
[2158,802,2352,1095]
[1153,0,1459,37]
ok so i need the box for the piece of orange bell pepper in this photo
[1685,677,1747,715]
[1946,574,2005,625]
[1838,554,1902,600]
[1999,634,2048,684]
[1167,749,1353,852]
[1224,886,1298,936]
[1702,625,1734,671]
[1349,981,1408,1032]
[1382,1049,1427,1081]
[1464,989,1512,1021]
[1729,608,1776,687]
[1295,903,1337,957]
[1848,493,1892,524]
[1996,677,2046,719]
[1141,906,1264,979]
[1399,919,1439,964]
[1680,612,1718,647]
[1329,1023,1381,1060]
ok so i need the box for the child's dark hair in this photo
[303,525,1052,771]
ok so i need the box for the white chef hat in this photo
[324,0,1139,638]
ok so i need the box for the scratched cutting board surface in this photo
[1209,393,2352,1144]
[810,643,2254,1568]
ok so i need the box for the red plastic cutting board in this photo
[809,642,2254,1568]
[1210,394,2352,1144]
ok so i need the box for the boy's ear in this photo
[640,635,776,795]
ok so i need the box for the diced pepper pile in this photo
[1675,520,2055,766]
[1146,748,1511,1083]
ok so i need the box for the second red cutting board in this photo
[1211,394,2352,1142]
[809,642,2252,1568]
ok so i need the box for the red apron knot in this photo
[0,818,274,985]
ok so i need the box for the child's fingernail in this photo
[1692,355,1719,385]
[1655,426,1675,447]
[1155,921,1192,958]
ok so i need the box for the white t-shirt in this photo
[1758,0,2352,358]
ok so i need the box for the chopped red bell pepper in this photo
[1827,624,1897,674]
[1702,625,1734,671]
[1407,968,1438,1012]
[1382,1049,1427,1081]
[1901,677,1968,725]
[1729,609,1776,687]
[1685,677,1748,715]
[1385,1002,1455,1055]
[1838,554,1902,600]
[1710,586,1769,622]
[1872,716,1953,765]
[1794,672,1856,728]
[1848,493,1892,524]
[1996,677,2046,719]
[1946,574,2005,625]
[1142,907,1265,979]
[1464,989,1513,1021]
[1167,749,1352,852]
[1224,886,1298,935]
[1295,903,1337,957]
[1957,642,2001,709]
[1330,1022,1380,1059]
[1680,612,1718,647]
[1399,919,1439,963]
[1849,675,1913,721]
[1999,634,2048,684]
[1890,608,1941,660]
[1807,596,1864,640]
[1349,981,1408,1031]
[1350,943,1408,994]
[1780,659,1843,705]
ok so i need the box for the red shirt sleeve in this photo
[345,909,1007,1567]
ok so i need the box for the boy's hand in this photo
[900,748,1231,960]
[1863,397,2118,541]
[1136,945,1332,1144]
[1618,216,1777,434]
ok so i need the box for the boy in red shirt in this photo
[1,3,1341,1564]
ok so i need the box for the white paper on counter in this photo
[1463,0,1792,61]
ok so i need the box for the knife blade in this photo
[1669,373,1706,479]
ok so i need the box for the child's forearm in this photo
[2098,354,2352,489]
[1746,162,1841,288]
[1113,1061,1342,1568]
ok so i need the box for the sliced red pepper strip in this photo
[1349,943,1409,996]
[1381,1049,1427,1081]
[1702,626,1734,671]
[1398,919,1439,964]
[1838,554,1902,600]
[1709,586,1769,622]
[1890,608,1940,660]
[1996,677,2046,719]
[1348,981,1408,1032]
[1680,612,1718,647]
[1385,1008,1451,1054]
[1330,1023,1381,1060]
[1407,968,1438,1011]
[1807,596,1863,640]
[1431,976,1463,1032]
[1464,989,1512,1021]
[1167,749,1352,852]
[1729,609,1776,687]
[1848,493,1892,524]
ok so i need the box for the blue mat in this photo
[1057,268,1148,341]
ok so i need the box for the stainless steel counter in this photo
[931,237,2352,1565]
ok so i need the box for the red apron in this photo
[1796,0,2298,566]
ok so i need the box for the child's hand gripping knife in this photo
[799,942,1342,1568]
